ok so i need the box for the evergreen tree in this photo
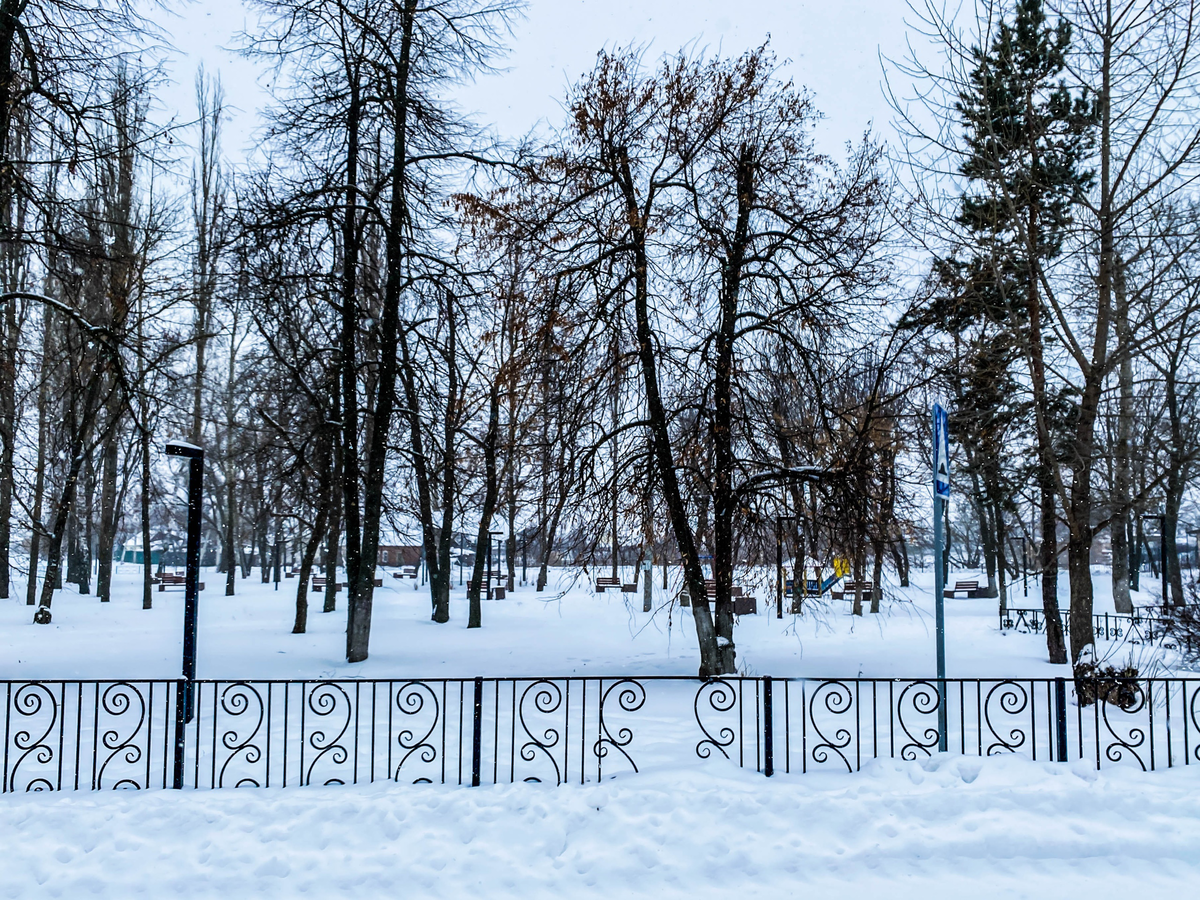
[929,0,1095,663]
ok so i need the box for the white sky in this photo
[158,0,922,165]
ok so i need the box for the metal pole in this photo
[935,489,947,751]
[522,533,527,585]
[486,534,492,601]
[775,519,783,619]
[166,441,204,729]
[1022,537,1027,598]
[762,675,774,777]
[1162,525,1168,609]
[933,409,947,753]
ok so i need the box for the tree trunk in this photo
[852,541,866,617]
[324,495,340,614]
[345,0,418,663]
[25,309,51,605]
[80,450,94,595]
[95,399,121,601]
[468,383,501,629]
[293,474,330,635]
[870,539,884,614]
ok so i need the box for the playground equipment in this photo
[785,557,851,599]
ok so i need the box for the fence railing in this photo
[4,676,1199,793]
[1000,607,1195,654]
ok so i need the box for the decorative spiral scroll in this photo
[694,679,738,761]
[217,683,265,788]
[1190,685,1200,765]
[595,679,645,776]
[517,680,564,784]
[897,681,940,759]
[393,682,439,782]
[808,681,854,771]
[8,683,59,792]
[1098,679,1148,770]
[96,683,147,790]
[982,681,1029,756]
[304,683,351,785]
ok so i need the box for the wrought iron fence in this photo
[1000,607,1195,653]
[4,676,1199,793]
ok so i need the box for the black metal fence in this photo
[1000,607,1196,653]
[4,676,1199,793]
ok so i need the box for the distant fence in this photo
[3,676,1199,793]
[1000,607,1196,654]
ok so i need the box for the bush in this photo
[1074,661,1140,709]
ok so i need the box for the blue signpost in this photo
[933,404,950,752]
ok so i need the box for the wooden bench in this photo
[392,566,418,579]
[702,580,744,598]
[311,577,382,591]
[157,573,205,592]
[944,580,985,598]
[682,580,754,615]
[831,581,874,600]
[596,576,620,593]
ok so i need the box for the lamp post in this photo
[165,440,203,791]
[487,529,503,600]
[1021,537,1027,598]
[776,515,797,619]
[1141,513,1167,610]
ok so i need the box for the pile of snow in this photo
[4,754,1199,898]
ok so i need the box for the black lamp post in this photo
[1021,537,1028,598]
[1141,513,1168,609]
[487,529,503,600]
[165,440,203,790]
[776,515,797,619]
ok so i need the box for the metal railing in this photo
[1000,607,1195,653]
[4,675,1198,793]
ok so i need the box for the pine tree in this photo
[948,0,1095,663]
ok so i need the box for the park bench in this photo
[157,572,205,592]
[831,581,874,600]
[392,566,418,579]
[310,576,382,591]
[595,576,620,593]
[680,580,755,615]
[944,580,985,598]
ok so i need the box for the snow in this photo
[0,563,1184,681]
[5,566,1196,896]
[2,754,1198,899]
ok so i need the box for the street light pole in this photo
[166,440,203,791]
[1141,513,1167,610]
[488,529,503,600]
[933,404,951,753]
[776,515,797,619]
[1022,537,1027,598]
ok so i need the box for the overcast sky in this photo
[157,0,926,166]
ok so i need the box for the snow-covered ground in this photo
[4,754,1199,899]
[5,565,1197,897]
[0,563,1184,680]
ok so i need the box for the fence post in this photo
[763,676,774,777]
[471,677,483,787]
[172,678,187,789]
[1054,677,1068,763]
